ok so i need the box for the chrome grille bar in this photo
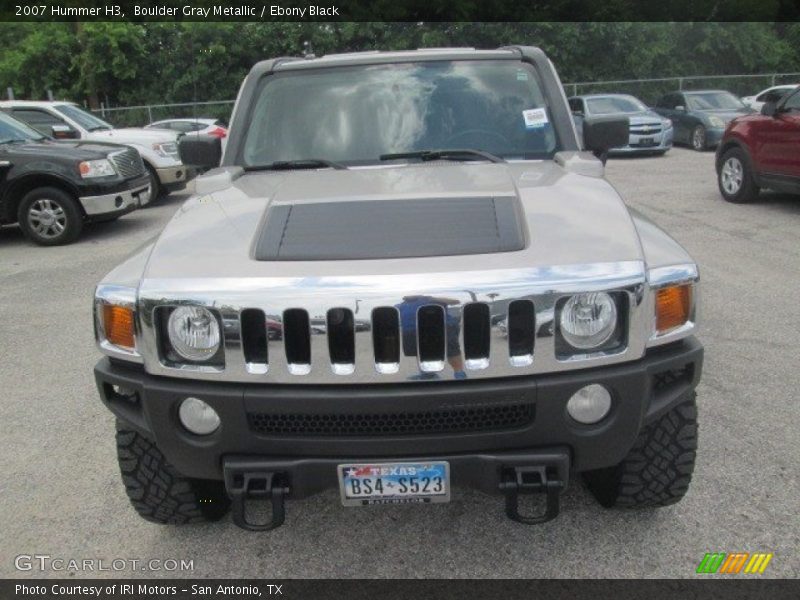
[136,261,649,384]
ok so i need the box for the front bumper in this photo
[610,128,674,155]
[155,164,196,190]
[96,337,703,492]
[704,127,726,148]
[79,174,151,217]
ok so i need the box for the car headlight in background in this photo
[167,306,221,361]
[662,118,673,129]
[655,284,692,334]
[152,141,179,160]
[559,292,618,350]
[79,159,117,178]
[708,116,725,128]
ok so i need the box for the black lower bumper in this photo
[96,338,702,495]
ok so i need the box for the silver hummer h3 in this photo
[94,46,703,531]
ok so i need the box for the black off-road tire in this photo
[583,394,698,508]
[17,187,83,246]
[115,424,230,524]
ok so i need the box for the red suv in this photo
[716,86,800,203]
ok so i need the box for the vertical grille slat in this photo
[417,305,446,372]
[283,308,311,375]
[508,300,535,367]
[372,307,400,374]
[327,308,355,375]
[463,302,490,370]
[240,308,268,374]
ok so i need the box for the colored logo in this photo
[696,552,773,574]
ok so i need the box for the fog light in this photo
[178,397,220,435]
[567,384,612,424]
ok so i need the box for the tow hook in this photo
[499,466,564,525]
[224,465,290,532]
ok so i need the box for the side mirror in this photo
[583,116,629,162]
[51,124,79,139]
[179,135,221,168]
[761,102,778,117]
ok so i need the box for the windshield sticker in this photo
[523,108,549,129]
[516,70,529,81]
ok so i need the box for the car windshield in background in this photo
[586,95,647,115]
[686,92,745,111]
[0,111,45,143]
[243,60,559,165]
[56,104,114,131]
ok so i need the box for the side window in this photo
[756,90,772,102]
[783,90,800,111]
[11,108,66,136]
[657,94,673,109]
[568,98,583,113]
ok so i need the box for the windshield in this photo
[55,104,113,131]
[0,111,46,143]
[242,60,560,165]
[585,95,647,115]
[686,92,745,111]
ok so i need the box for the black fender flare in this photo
[1,172,82,222]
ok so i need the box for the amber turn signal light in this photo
[103,305,135,350]
[656,285,691,334]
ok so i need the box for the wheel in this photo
[145,164,161,202]
[718,148,759,203]
[116,423,230,524]
[17,187,83,246]
[583,394,698,508]
[691,125,707,151]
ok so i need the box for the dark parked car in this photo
[0,111,150,245]
[654,90,753,151]
[569,94,673,155]
[716,87,800,203]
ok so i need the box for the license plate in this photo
[338,462,450,506]
[638,137,655,146]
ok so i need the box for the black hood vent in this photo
[253,196,525,261]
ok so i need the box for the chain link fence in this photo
[89,72,800,127]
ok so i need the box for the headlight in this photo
[167,306,221,361]
[152,141,179,159]
[559,292,617,350]
[708,116,725,128]
[662,118,673,129]
[79,159,117,178]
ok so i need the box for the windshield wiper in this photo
[245,159,346,171]
[379,149,505,164]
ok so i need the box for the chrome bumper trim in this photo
[80,184,151,216]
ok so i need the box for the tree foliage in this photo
[0,22,797,111]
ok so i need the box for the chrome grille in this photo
[137,262,650,384]
[109,147,145,179]
[630,122,663,135]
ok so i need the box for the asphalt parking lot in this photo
[0,147,798,579]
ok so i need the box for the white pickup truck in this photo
[0,100,194,198]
